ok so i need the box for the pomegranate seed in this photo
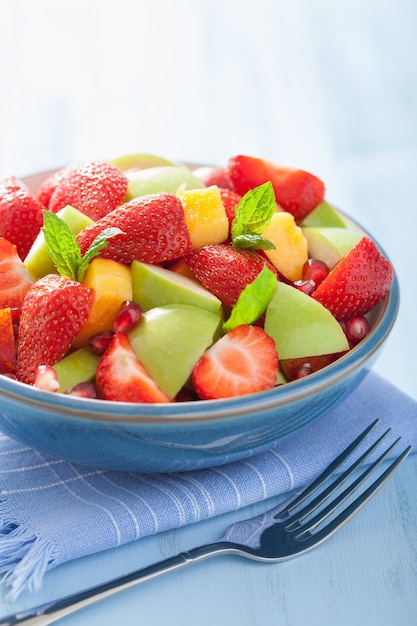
[65,382,99,399]
[294,279,316,296]
[342,316,371,346]
[302,258,330,287]
[33,365,60,392]
[89,331,115,355]
[112,301,142,333]
[294,362,313,379]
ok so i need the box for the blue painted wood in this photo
[0,0,416,623]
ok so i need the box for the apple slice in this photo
[52,347,99,393]
[300,200,347,228]
[108,153,176,175]
[264,281,349,359]
[128,304,222,398]
[131,261,222,314]
[24,205,93,280]
[125,166,205,201]
[302,227,362,269]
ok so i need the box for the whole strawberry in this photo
[16,274,94,385]
[48,161,129,220]
[0,176,44,259]
[184,244,278,307]
[312,236,394,320]
[77,193,192,265]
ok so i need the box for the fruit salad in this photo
[0,154,394,403]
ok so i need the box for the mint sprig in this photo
[231,182,276,250]
[42,210,124,282]
[222,266,277,333]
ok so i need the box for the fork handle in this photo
[0,542,236,626]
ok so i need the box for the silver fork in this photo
[1,420,411,626]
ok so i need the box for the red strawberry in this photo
[0,177,45,259]
[0,238,34,310]
[77,193,192,265]
[16,274,94,384]
[219,188,242,230]
[227,155,325,222]
[96,331,171,403]
[0,307,17,375]
[48,161,129,220]
[36,167,72,209]
[184,244,278,307]
[312,236,394,320]
[192,324,278,400]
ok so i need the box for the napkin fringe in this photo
[0,516,55,601]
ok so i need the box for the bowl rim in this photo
[0,169,400,425]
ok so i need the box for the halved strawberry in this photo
[312,236,394,320]
[77,193,192,265]
[0,177,45,259]
[48,161,129,220]
[192,324,278,400]
[16,274,95,384]
[0,238,34,310]
[227,155,325,222]
[96,331,171,403]
[184,244,278,307]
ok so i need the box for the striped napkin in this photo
[0,371,416,600]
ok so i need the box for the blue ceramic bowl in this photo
[0,171,399,473]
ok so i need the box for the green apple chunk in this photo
[131,261,222,314]
[128,304,222,399]
[108,153,176,174]
[264,282,349,360]
[24,205,93,280]
[125,166,205,201]
[302,227,362,269]
[52,347,100,393]
[301,201,347,228]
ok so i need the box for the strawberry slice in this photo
[0,238,34,310]
[16,274,95,384]
[184,244,278,307]
[192,324,278,400]
[96,332,171,403]
[48,161,129,220]
[0,177,45,259]
[227,155,325,222]
[77,193,192,265]
[312,236,394,320]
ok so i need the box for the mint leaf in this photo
[232,233,276,250]
[42,210,125,282]
[231,181,276,248]
[222,266,277,333]
[42,211,82,280]
[77,227,124,281]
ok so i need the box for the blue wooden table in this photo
[0,1,416,624]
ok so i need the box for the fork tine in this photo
[294,442,411,546]
[276,419,380,521]
[284,428,392,530]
